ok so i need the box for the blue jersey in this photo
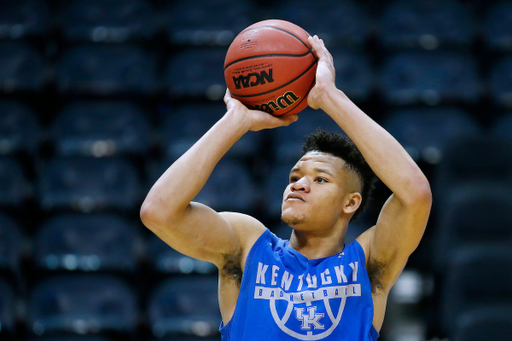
[220,229,379,341]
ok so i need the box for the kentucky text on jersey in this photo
[220,230,379,341]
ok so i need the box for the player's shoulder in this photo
[355,225,376,264]
[219,211,267,251]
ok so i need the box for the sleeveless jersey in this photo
[220,229,379,341]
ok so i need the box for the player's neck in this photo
[289,226,347,260]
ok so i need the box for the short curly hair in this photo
[302,129,377,221]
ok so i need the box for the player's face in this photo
[281,151,351,230]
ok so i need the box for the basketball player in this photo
[141,35,432,340]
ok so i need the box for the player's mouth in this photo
[286,193,305,202]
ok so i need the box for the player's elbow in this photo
[140,197,175,232]
[407,176,432,209]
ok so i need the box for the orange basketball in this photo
[224,19,317,116]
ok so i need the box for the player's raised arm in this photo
[140,90,298,267]
[307,35,432,293]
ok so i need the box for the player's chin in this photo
[281,208,307,227]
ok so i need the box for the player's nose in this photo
[291,179,310,192]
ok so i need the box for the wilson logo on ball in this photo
[233,69,274,89]
[247,91,300,114]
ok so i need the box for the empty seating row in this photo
[0,273,222,340]
[2,0,512,51]
[2,41,512,107]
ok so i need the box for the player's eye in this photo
[290,176,299,183]
[315,177,328,183]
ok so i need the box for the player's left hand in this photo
[307,35,337,110]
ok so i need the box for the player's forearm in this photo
[320,85,431,203]
[141,109,250,225]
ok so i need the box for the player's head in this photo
[302,130,376,221]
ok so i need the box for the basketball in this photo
[224,19,318,116]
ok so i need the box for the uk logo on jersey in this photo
[253,261,361,340]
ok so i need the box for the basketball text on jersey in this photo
[246,91,300,114]
[253,260,361,340]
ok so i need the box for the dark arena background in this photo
[1,0,512,340]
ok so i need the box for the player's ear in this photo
[343,192,362,215]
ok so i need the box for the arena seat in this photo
[38,156,141,212]
[161,101,262,161]
[27,274,138,337]
[382,107,481,163]
[491,113,512,142]
[379,50,480,105]
[431,134,512,198]
[148,276,221,338]
[330,48,374,102]
[59,0,156,43]
[488,55,512,109]
[51,100,151,157]
[274,0,370,48]
[0,0,49,40]
[451,306,512,341]
[482,1,512,51]
[147,233,216,275]
[0,100,39,156]
[0,278,15,340]
[440,246,512,338]
[0,41,45,93]
[0,213,25,288]
[164,48,226,100]
[0,156,32,209]
[57,44,156,96]
[378,0,474,50]
[432,183,512,272]
[194,158,257,213]
[165,0,254,46]
[34,213,144,274]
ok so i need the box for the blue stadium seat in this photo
[432,135,512,196]
[440,246,512,338]
[331,48,374,102]
[34,213,143,273]
[161,101,262,160]
[165,0,254,46]
[28,337,112,341]
[194,158,257,212]
[432,183,512,272]
[38,156,141,212]
[0,156,32,209]
[164,48,226,99]
[0,100,39,155]
[148,276,221,338]
[488,55,512,109]
[263,164,293,218]
[147,233,216,275]
[52,100,151,157]
[0,214,24,284]
[57,44,156,96]
[492,113,512,142]
[452,306,512,341]
[60,0,156,43]
[274,0,370,48]
[483,1,512,51]
[0,278,15,339]
[271,107,343,165]
[378,0,474,50]
[382,107,481,163]
[28,274,138,337]
[0,41,44,93]
[0,0,50,40]
[379,50,480,105]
